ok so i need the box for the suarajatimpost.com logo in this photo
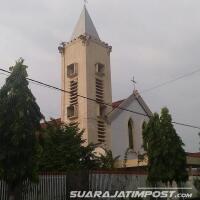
[70,187,193,199]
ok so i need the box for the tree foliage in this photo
[0,58,43,199]
[142,107,188,186]
[99,148,120,169]
[39,120,100,171]
[39,120,120,171]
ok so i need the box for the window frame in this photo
[67,63,78,78]
[95,63,105,76]
[67,105,78,119]
[128,118,134,149]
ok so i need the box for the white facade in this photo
[109,91,152,160]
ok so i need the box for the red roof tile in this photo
[112,99,124,109]
[40,118,62,129]
[187,152,200,158]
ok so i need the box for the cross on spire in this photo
[84,0,88,6]
[131,76,137,91]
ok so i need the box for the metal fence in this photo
[0,171,199,200]
[0,171,89,200]
[0,180,7,200]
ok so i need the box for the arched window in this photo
[128,119,134,149]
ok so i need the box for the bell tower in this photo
[59,6,112,148]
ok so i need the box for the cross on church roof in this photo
[131,76,137,91]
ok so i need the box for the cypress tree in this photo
[143,107,188,186]
[0,58,43,199]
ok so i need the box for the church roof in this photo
[40,118,62,129]
[108,90,152,122]
[112,99,125,109]
[71,6,100,40]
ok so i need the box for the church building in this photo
[58,6,152,165]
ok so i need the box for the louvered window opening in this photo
[97,120,106,143]
[96,79,104,103]
[70,80,78,105]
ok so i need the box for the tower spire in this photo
[71,6,100,40]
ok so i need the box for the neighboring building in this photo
[58,6,152,163]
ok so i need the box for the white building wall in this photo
[111,99,150,160]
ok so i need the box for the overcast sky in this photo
[0,0,200,152]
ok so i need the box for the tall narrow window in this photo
[128,119,134,149]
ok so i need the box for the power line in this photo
[0,72,56,92]
[141,68,200,94]
[0,68,200,130]
[0,68,148,117]
[172,122,200,130]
